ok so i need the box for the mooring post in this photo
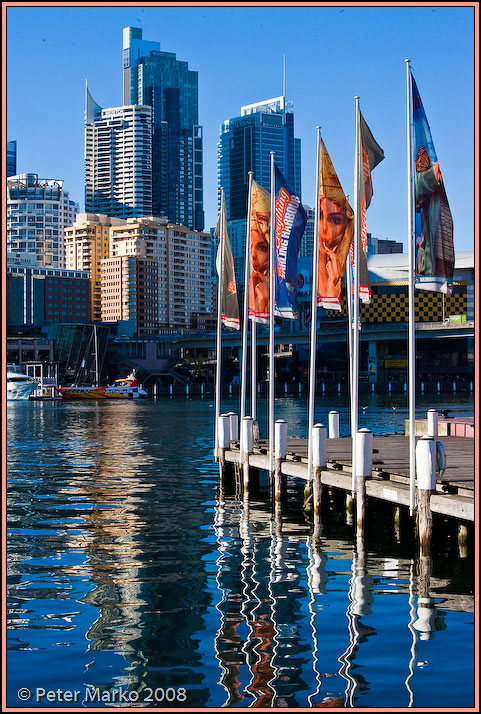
[312,423,327,518]
[427,409,438,437]
[274,420,288,504]
[416,435,436,556]
[227,412,238,443]
[328,411,339,439]
[355,428,373,535]
[217,414,230,480]
[241,416,254,493]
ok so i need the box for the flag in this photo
[317,139,354,311]
[411,73,454,294]
[215,194,240,330]
[248,180,271,324]
[358,112,384,303]
[273,166,307,319]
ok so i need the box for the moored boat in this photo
[58,374,147,400]
[7,367,39,401]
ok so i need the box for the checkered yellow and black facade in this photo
[327,282,467,323]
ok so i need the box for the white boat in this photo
[7,367,38,401]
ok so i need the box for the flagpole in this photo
[307,127,322,483]
[346,256,354,405]
[240,172,254,462]
[406,59,416,514]
[214,189,226,460]
[351,97,361,495]
[251,316,257,422]
[269,152,275,475]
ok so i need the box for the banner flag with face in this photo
[317,139,354,311]
[411,73,454,294]
[248,180,271,324]
[273,166,307,319]
[215,193,240,329]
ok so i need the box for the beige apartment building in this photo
[65,213,125,321]
[100,216,213,334]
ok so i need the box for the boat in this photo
[58,373,148,400]
[7,367,39,401]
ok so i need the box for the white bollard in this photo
[312,423,327,469]
[218,414,231,451]
[427,409,438,437]
[355,428,373,478]
[227,412,238,442]
[328,411,339,439]
[275,420,288,460]
[416,436,436,491]
[241,417,254,455]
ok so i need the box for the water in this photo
[6,395,475,708]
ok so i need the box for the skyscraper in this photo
[218,96,302,288]
[7,140,17,177]
[7,172,78,268]
[84,85,153,219]
[122,26,204,231]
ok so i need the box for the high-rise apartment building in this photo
[65,214,126,321]
[100,217,212,334]
[7,173,79,268]
[7,140,17,176]
[218,96,302,288]
[122,26,204,231]
[84,86,153,218]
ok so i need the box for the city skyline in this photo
[5,4,476,252]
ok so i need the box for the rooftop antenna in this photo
[282,54,286,107]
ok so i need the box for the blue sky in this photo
[6,4,476,252]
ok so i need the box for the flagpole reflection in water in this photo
[306,532,329,707]
[405,559,418,707]
[338,536,374,706]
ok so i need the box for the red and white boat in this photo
[58,374,147,400]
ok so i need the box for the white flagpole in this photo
[269,152,275,474]
[346,257,354,409]
[351,97,361,495]
[240,172,254,462]
[307,127,322,483]
[214,189,226,460]
[406,59,416,514]
[251,317,257,422]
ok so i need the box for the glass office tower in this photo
[7,140,17,177]
[122,27,204,231]
[218,96,302,289]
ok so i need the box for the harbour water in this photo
[6,395,475,708]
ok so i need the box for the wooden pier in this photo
[223,434,474,523]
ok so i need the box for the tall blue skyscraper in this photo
[122,27,204,231]
[218,96,302,288]
[7,140,17,177]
